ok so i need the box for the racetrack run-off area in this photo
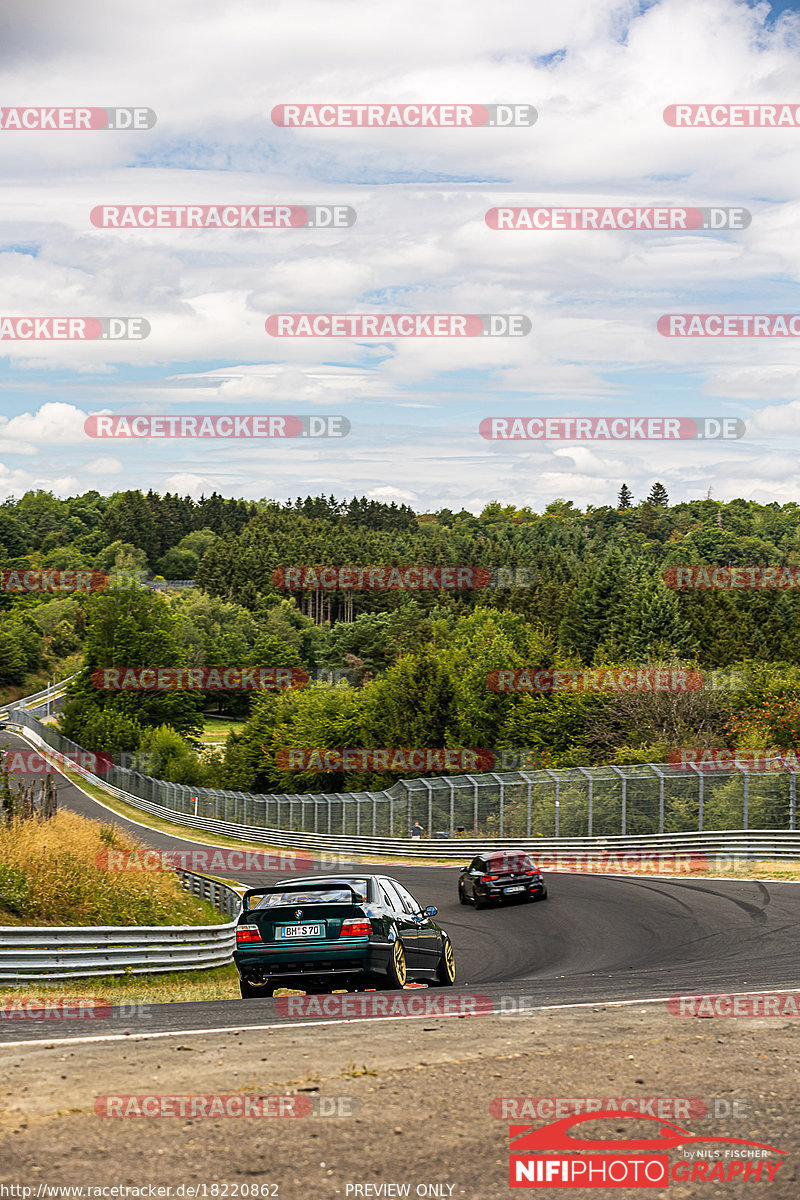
[3,732,800,1198]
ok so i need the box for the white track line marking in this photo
[3,986,800,1050]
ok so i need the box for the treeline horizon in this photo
[2,484,800,795]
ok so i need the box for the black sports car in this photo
[458,850,547,908]
[234,873,456,998]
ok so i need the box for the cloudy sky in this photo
[1,0,800,512]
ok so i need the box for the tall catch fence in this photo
[6,707,798,839]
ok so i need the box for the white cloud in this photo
[0,0,798,507]
[0,402,88,445]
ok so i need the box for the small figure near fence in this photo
[410,820,424,839]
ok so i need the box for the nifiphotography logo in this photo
[508,1111,785,1188]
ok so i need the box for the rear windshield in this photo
[255,881,368,908]
[486,854,536,873]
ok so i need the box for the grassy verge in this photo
[57,764,455,864]
[0,810,227,926]
[695,860,800,881]
[0,964,241,1005]
[23,746,800,879]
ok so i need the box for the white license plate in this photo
[278,923,324,939]
[504,885,525,894]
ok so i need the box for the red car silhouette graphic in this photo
[510,1111,785,1155]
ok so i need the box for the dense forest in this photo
[2,485,800,792]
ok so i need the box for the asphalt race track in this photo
[3,729,800,1043]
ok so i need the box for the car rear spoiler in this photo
[241,882,362,912]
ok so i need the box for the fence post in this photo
[464,775,479,834]
[689,763,704,832]
[610,765,626,835]
[649,764,665,834]
[543,769,560,837]
[741,766,749,831]
[577,767,593,836]
[488,773,505,837]
[522,771,537,837]
[791,770,797,832]
[420,780,432,839]
[447,779,455,838]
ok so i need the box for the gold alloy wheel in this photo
[393,939,407,986]
[443,938,456,981]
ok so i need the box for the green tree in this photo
[61,587,203,745]
[647,482,669,508]
[558,548,633,663]
[622,574,690,661]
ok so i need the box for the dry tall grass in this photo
[0,810,224,925]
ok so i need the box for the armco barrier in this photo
[6,713,800,862]
[3,674,800,856]
[0,872,241,984]
[0,676,74,720]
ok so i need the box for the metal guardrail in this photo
[5,675,800,859]
[0,676,73,721]
[0,872,241,984]
[9,704,800,841]
[7,719,800,862]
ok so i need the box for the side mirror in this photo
[424,905,438,917]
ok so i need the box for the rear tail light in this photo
[524,870,536,876]
[339,919,372,937]
[236,924,262,944]
[481,875,499,883]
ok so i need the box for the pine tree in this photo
[622,574,690,661]
[618,484,633,510]
[647,482,669,508]
[558,547,633,663]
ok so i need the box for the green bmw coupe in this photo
[234,874,456,998]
